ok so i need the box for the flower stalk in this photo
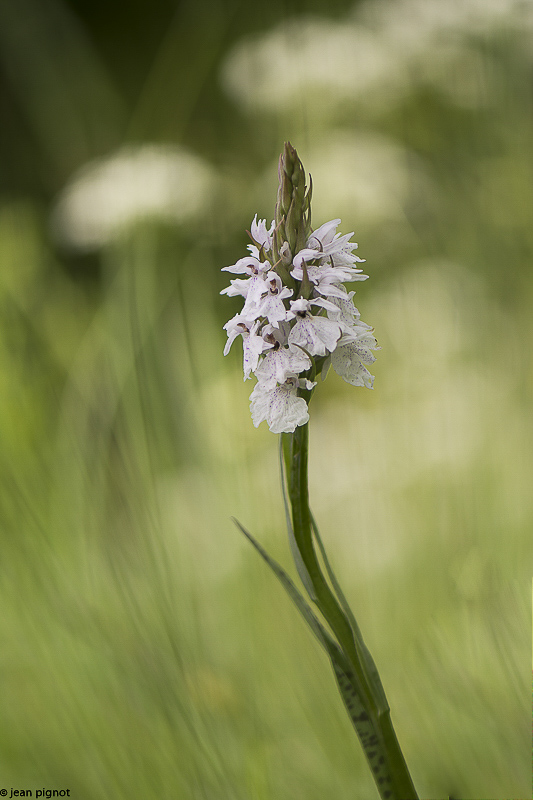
[223,142,419,799]
[282,423,419,800]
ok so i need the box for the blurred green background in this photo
[0,0,531,797]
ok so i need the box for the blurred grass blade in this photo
[0,0,123,176]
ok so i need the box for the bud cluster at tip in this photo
[221,143,379,434]
[273,142,312,272]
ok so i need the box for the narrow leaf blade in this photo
[233,517,327,651]
[233,517,396,799]
[310,510,390,716]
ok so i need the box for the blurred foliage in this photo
[0,0,531,797]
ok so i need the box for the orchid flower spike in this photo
[221,142,379,433]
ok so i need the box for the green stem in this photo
[281,422,419,800]
[282,424,374,711]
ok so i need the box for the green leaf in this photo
[232,517,398,800]
[331,659,396,800]
[233,516,326,649]
[310,511,390,717]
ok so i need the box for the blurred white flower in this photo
[358,0,532,44]
[221,0,532,118]
[52,144,216,250]
[220,16,406,115]
[301,132,423,229]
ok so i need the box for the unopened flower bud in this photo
[280,241,292,265]
[273,142,311,266]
